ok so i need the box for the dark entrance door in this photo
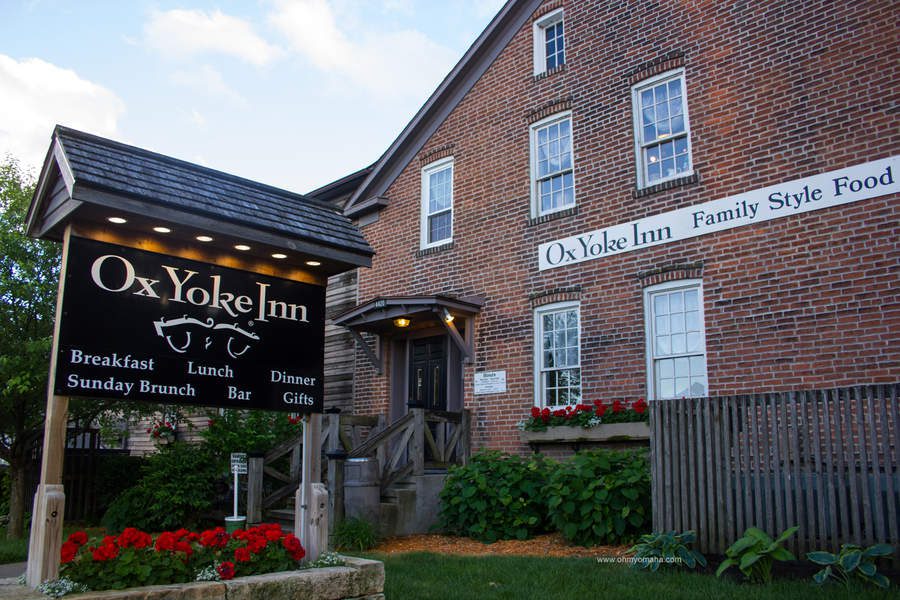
[408,336,447,410]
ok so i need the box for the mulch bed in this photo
[371,533,630,558]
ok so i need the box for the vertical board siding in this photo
[650,384,899,561]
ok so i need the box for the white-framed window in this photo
[420,157,453,248]
[632,69,693,189]
[530,112,575,217]
[534,301,581,408]
[532,8,565,75]
[644,280,707,400]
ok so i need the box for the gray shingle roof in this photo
[55,126,372,256]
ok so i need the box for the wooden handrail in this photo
[347,411,415,458]
[251,408,471,522]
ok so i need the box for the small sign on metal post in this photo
[230,452,248,475]
[229,452,248,528]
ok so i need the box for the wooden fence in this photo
[650,384,899,558]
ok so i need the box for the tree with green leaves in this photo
[0,155,60,539]
[0,155,172,539]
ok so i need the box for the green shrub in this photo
[102,442,222,532]
[93,454,145,517]
[201,409,303,461]
[543,449,650,546]
[807,543,893,589]
[333,517,379,552]
[716,526,798,583]
[438,450,552,542]
[629,530,707,571]
[101,487,155,532]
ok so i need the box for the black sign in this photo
[54,237,325,413]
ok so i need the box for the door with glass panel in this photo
[409,336,447,411]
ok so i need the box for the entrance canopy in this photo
[26,126,373,279]
[333,295,483,373]
[334,295,482,334]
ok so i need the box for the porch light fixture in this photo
[271,253,287,259]
[153,226,171,233]
[441,308,454,323]
[196,235,214,242]
[107,217,127,224]
[394,317,411,328]
[305,260,322,267]
[234,244,251,251]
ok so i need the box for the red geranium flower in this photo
[118,527,152,549]
[67,531,88,547]
[247,538,267,554]
[281,534,305,561]
[234,547,252,563]
[595,405,607,417]
[530,406,541,418]
[612,400,624,413]
[633,398,648,414]
[155,531,177,552]
[264,529,282,542]
[91,542,119,562]
[60,541,79,563]
[216,561,235,580]
[200,527,230,549]
[175,541,193,556]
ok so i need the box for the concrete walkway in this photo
[0,565,24,579]
[0,577,42,600]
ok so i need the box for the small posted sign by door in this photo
[474,370,507,395]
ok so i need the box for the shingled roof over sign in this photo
[26,125,373,273]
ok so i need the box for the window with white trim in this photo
[420,157,453,248]
[532,9,565,75]
[534,302,581,408]
[644,280,707,400]
[632,69,693,188]
[531,113,574,217]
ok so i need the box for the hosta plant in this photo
[715,526,798,583]
[629,530,707,571]
[807,543,893,589]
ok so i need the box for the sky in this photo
[0,0,505,194]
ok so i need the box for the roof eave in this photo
[343,0,542,215]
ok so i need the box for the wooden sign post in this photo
[26,227,72,587]
[21,127,372,589]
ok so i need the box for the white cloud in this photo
[470,0,506,20]
[170,65,248,106]
[144,9,283,67]
[268,0,458,98]
[0,54,125,171]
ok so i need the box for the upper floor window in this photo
[533,9,565,75]
[534,301,581,408]
[531,112,575,217]
[644,280,707,400]
[420,157,453,248]
[632,69,693,189]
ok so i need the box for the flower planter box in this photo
[519,422,651,445]
[26,557,384,600]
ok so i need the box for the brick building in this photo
[332,0,899,454]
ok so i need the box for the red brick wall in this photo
[353,0,899,453]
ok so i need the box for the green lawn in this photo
[364,552,895,600]
[0,525,107,564]
[0,527,29,564]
